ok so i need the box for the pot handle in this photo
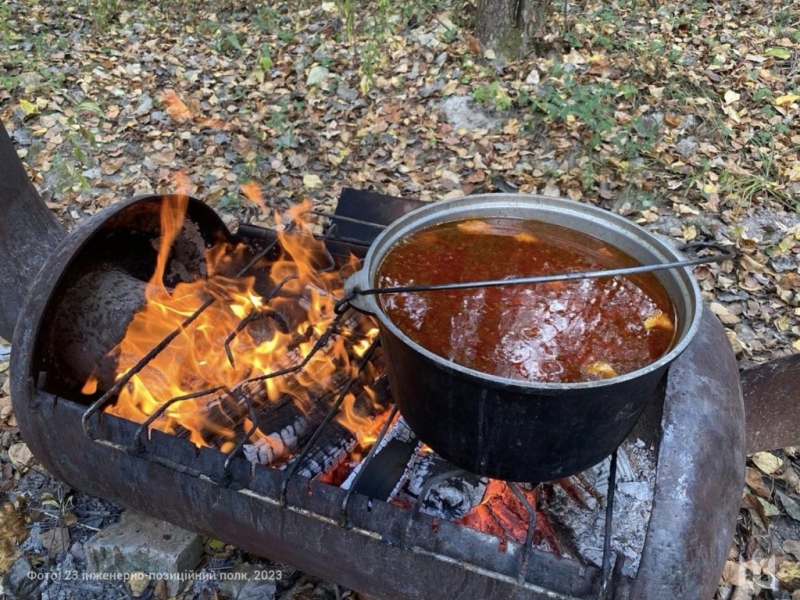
[337,268,376,315]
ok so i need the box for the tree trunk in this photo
[475,0,549,60]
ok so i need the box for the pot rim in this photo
[345,193,703,392]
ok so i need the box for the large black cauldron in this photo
[345,194,702,482]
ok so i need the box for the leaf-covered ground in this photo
[1,0,799,597]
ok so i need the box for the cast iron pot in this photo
[344,194,702,482]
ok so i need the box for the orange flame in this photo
[90,190,381,454]
[335,387,385,446]
[147,174,189,300]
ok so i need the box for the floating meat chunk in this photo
[456,220,493,234]
[583,361,618,380]
[513,232,539,243]
[644,310,673,332]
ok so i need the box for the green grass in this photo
[472,81,512,111]
[719,149,794,215]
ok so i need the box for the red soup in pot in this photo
[375,218,676,384]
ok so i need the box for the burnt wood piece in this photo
[244,392,335,466]
[26,195,230,399]
[621,308,745,600]
[221,366,351,434]
[53,269,148,389]
[292,421,357,479]
[231,355,385,464]
[269,375,390,474]
[395,450,486,521]
[0,119,64,340]
[740,355,800,453]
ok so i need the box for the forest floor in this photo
[1,0,799,597]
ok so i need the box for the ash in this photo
[544,438,656,576]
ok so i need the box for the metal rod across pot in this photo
[337,242,734,309]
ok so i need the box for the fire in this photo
[85,189,381,456]
[147,173,189,300]
[458,478,588,556]
[338,388,384,446]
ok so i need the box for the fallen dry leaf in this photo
[303,174,323,189]
[752,452,782,475]
[41,525,70,558]
[743,493,771,530]
[723,560,751,586]
[724,90,741,105]
[710,302,741,325]
[758,497,780,518]
[778,561,800,587]
[0,502,28,572]
[775,94,800,106]
[785,540,800,559]
[777,491,800,522]
[745,467,772,498]
[129,571,150,597]
[8,442,34,472]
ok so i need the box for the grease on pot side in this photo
[376,218,676,384]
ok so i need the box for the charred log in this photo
[53,269,148,390]
[394,448,488,521]
[242,396,332,466]
[290,422,358,479]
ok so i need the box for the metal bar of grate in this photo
[279,336,381,506]
[132,386,226,452]
[340,404,399,526]
[598,449,619,600]
[308,210,388,230]
[509,482,539,584]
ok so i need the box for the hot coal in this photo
[242,399,330,466]
[336,409,655,576]
[392,445,488,521]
